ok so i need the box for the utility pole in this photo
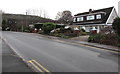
[118,1,120,17]
[0,10,2,30]
[26,12,27,26]
[22,12,27,32]
[22,25,23,32]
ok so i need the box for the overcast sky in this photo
[0,0,119,19]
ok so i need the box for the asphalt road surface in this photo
[2,40,33,72]
[2,31,119,72]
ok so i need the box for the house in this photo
[73,7,118,33]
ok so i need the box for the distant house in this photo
[73,7,118,33]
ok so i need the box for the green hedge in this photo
[88,33,120,47]
[42,22,56,34]
[88,34,104,43]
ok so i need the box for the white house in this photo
[73,7,118,33]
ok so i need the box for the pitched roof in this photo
[74,7,114,25]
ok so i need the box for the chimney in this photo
[89,9,92,14]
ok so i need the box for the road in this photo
[2,31,118,72]
[2,40,33,72]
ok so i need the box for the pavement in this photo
[2,31,119,72]
[2,40,33,72]
[70,35,89,42]
[36,34,120,52]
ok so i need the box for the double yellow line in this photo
[27,60,52,74]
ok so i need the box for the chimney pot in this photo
[89,9,92,13]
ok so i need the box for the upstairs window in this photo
[87,15,95,20]
[77,17,83,21]
[96,14,101,19]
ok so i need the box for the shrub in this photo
[2,20,7,31]
[88,34,104,42]
[99,26,113,35]
[42,22,56,34]
[50,27,81,38]
[81,29,85,32]
[100,33,120,46]
[112,17,120,36]
[80,31,88,35]
[34,23,43,30]
[88,33,120,47]
[23,26,31,32]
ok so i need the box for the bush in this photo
[100,33,120,46]
[50,27,81,38]
[88,34,104,42]
[81,29,85,32]
[99,26,113,35]
[80,31,88,35]
[34,23,43,30]
[88,33,120,47]
[60,27,66,33]
[42,22,56,34]
[112,17,120,36]
[23,26,31,32]
[2,20,7,31]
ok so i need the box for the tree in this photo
[112,17,120,36]
[55,11,62,20]
[42,22,56,34]
[55,10,73,24]
[26,9,41,16]
[2,20,7,30]
[26,9,49,18]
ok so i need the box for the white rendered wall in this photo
[106,8,118,25]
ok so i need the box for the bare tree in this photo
[55,10,73,24]
[43,10,49,18]
[39,9,42,17]
[55,11,62,20]
[26,9,39,16]
[26,8,49,18]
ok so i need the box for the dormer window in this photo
[96,14,101,19]
[77,17,83,21]
[87,15,95,20]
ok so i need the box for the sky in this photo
[0,0,119,20]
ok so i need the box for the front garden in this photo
[32,22,88,39]
[22,17,120,47]
[88,17,120,47]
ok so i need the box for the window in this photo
[87,15,95,20]
[73,18,76,22]
[96,14,101,19]
[77,17,83,21]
